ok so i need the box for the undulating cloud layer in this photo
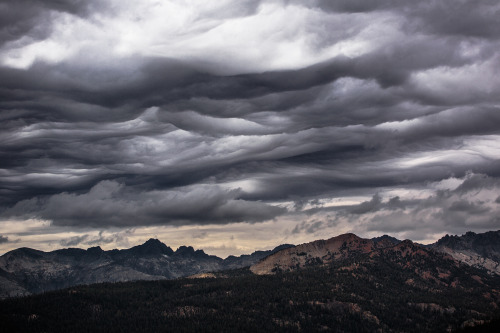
[1,0,499,256]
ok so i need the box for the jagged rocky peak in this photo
[372,234,401,248]
[175,246,209,258]
[249,233,439,275]
[435,230,500,257]
[250,233,377,275]
[175,245,195,255]
[437,230,500,248]
[433,230,500,275]
[144,238,163,245]
[382,239,430,258]
[86,246,103,255]
[436,234,463,248]
[129,238,174,256]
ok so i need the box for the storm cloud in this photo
[289,173,500,241]
[0,0,499,254]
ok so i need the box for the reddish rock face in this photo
[250,234,444,276]
[250,233,378,275]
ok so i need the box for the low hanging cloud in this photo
[291,219,330,235]
[60,234,89,247]
[59,229,135,247]
[349,194,383,215]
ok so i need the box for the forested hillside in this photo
[2,250,499,332]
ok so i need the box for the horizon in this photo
[2,229,492,259]
[1,1,500,258]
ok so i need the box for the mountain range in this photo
[250,231,500,276]
[1,230,500,299]
[1,230,500,332]
[0,239,293,298]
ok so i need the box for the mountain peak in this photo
[333,233,359,241]
[86,246,103,256]
[390,239,422,251]
[175,246,209,258]
[5,247,44,259]
[144,238,162,244]
[251,233,376,275]
[128,238,174,256]
[433,230,500,274]
[372,235,401,248]
[176,245,195,254]
[250,233,440,275]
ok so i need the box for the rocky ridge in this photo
[250,231,500,277]
[250,233,374,275]
[2,230,499,299]
[3,233,500,333]
[0,240,293,298]
[431,230,500,275]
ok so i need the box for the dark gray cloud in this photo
[59,230,134,247]
[86,230,134,246]
[0,235,9,244]
[448,200,490,215]
[291,219,327,235]
[2,181,285,227]
[455,173,500,193]
[0,0,499,239]
[0,0,105,47]
[60,234,88,247]
[295,173,500,240]
[313,0,500,38]
[350,194,383,215]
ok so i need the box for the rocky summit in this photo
[250,233,375,275]
[432,230,500,275]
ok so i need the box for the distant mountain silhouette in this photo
[2,230,500,299]
[0,239,293,298]
[125,238,175,256]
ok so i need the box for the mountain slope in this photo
[432,230,500,275]
[2,245,499,333]
[251,230,500,277]
[250,233,495,292]
[251,233,380,275]
[0,240,293,298]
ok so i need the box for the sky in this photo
[1,0,500,257]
